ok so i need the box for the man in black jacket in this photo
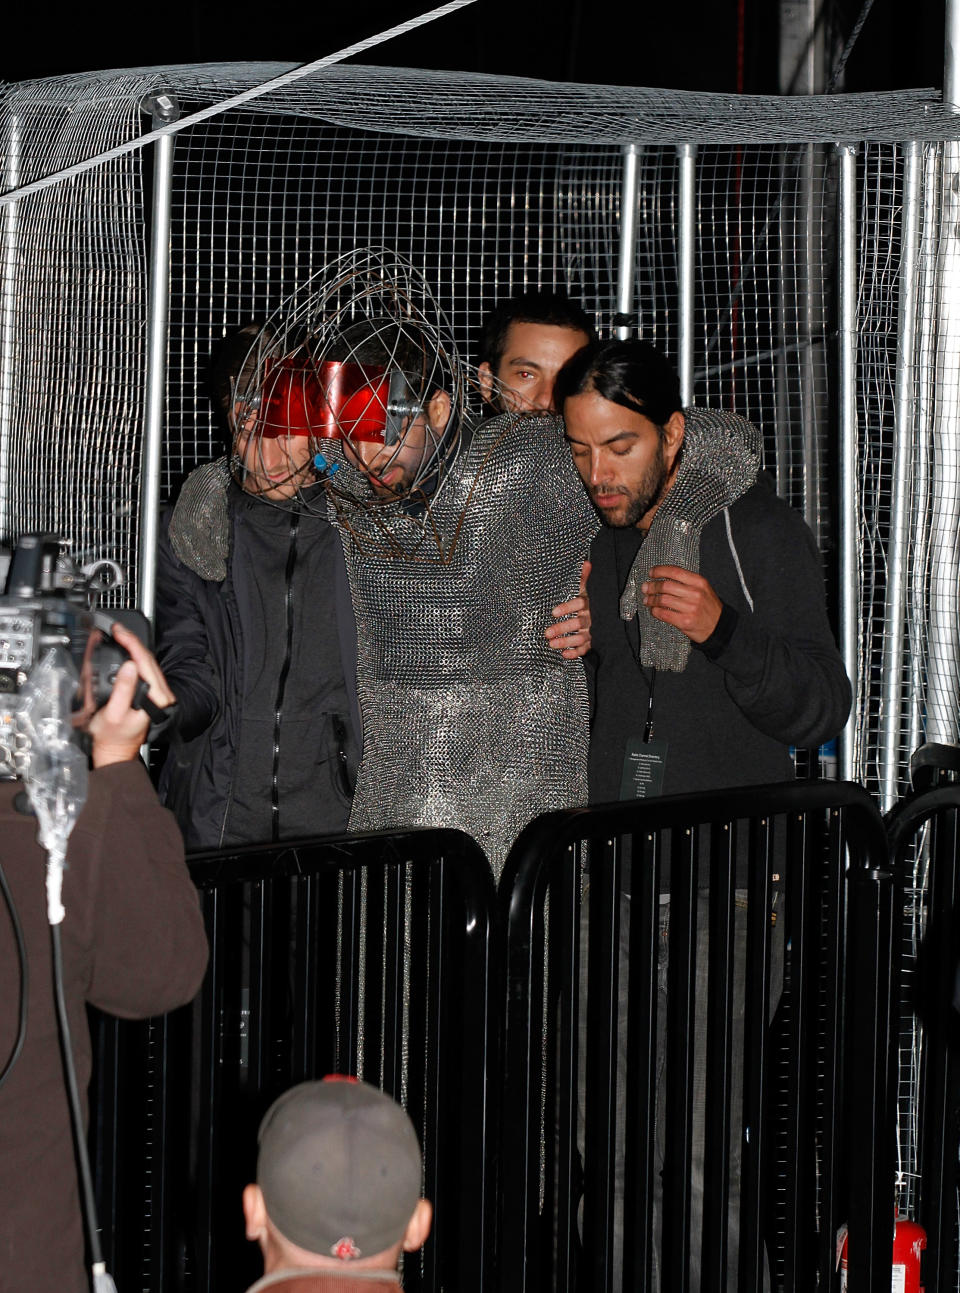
[561,342,851,804]
[156,327,361,849]
[558,339,851,1291]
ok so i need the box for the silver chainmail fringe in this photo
[168,455,233,581]
[335,410,598,878]
[620,406,761,673]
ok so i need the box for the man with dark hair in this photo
[557,339,851,1290]
[242,1078,432,1291]
[477,289,596,414]
[155,326,362,848]
[558,337,850,803]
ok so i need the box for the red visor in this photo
[255,359,326,439]
[315,360,392,443]
[254,358,394,444]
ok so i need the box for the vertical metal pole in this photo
[837,144,860,783]
[945,0,960,111]
[909,144,940,763]
[879,142,922,811]
[845,865,895,1291]
[778,0,826,95]
[777,1,826,532]
[798,144,826,541]
[677,144,697,405]
[614,145,640,341]
[924,138,960,748]
[0,111,21,537]
[138,93,179,623]
[773,157,791,501]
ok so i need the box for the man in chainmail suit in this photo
[329,333,597,877]
[558,339,851,1292]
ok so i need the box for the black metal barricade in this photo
[497,781,894,1293]
[89,827,499,1293]
[886,781,960,1292]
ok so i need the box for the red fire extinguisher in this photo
[837,1209,926,1290]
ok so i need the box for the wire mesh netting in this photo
[0,89,148,585]
[3,59,960,1277]
[163,119,622,496]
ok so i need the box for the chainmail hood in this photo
[168,456,233,581]
[619,407,761,672]
[168,456,330,580]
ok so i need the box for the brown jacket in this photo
[0,760,209,1292]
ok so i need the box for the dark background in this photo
[1,0,948,95]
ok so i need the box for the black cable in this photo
[826,0,878,94]
[50,921,106,1275]
[0,857,28,1090]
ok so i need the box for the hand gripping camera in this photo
[0,533,150,779]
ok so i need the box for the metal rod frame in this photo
[909,144,940,765]
[924,139,960,748]
[0,112,20,538]
[880,141,922,811]
[837,143,860,783]
[615,144,639,341]
[946,0,960,111]
[138,94,179,622]
[677,144,697,405]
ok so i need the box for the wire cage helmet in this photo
[230,248,465,514]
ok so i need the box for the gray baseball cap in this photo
[256,1077,423,1260]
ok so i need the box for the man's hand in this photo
[641,565,723,644]
[546,560,592,659]
[87,622,176,768]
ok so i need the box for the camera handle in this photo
[131,677,180,738]
[90,611,179,739]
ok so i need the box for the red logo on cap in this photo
[331,1236,361,1260]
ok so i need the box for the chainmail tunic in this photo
[336,411,598,877]
[619,407,761,672]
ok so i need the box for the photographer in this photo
[0,622,209,1293]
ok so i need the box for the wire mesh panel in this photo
[0,79,149,592]
[162,116,622,494]
[856,142,905,798]
[5,58,960,1286]
[695,146,835,535]
[0,66,953,786]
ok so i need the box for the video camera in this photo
[0,533,150,779]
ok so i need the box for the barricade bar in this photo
[886,782,960,1293]
[89,826,499,1293]
[87,784,897,1293]
[498,780,892,1292]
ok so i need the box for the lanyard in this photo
[613,528,658,744]
[643,667,657,743]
